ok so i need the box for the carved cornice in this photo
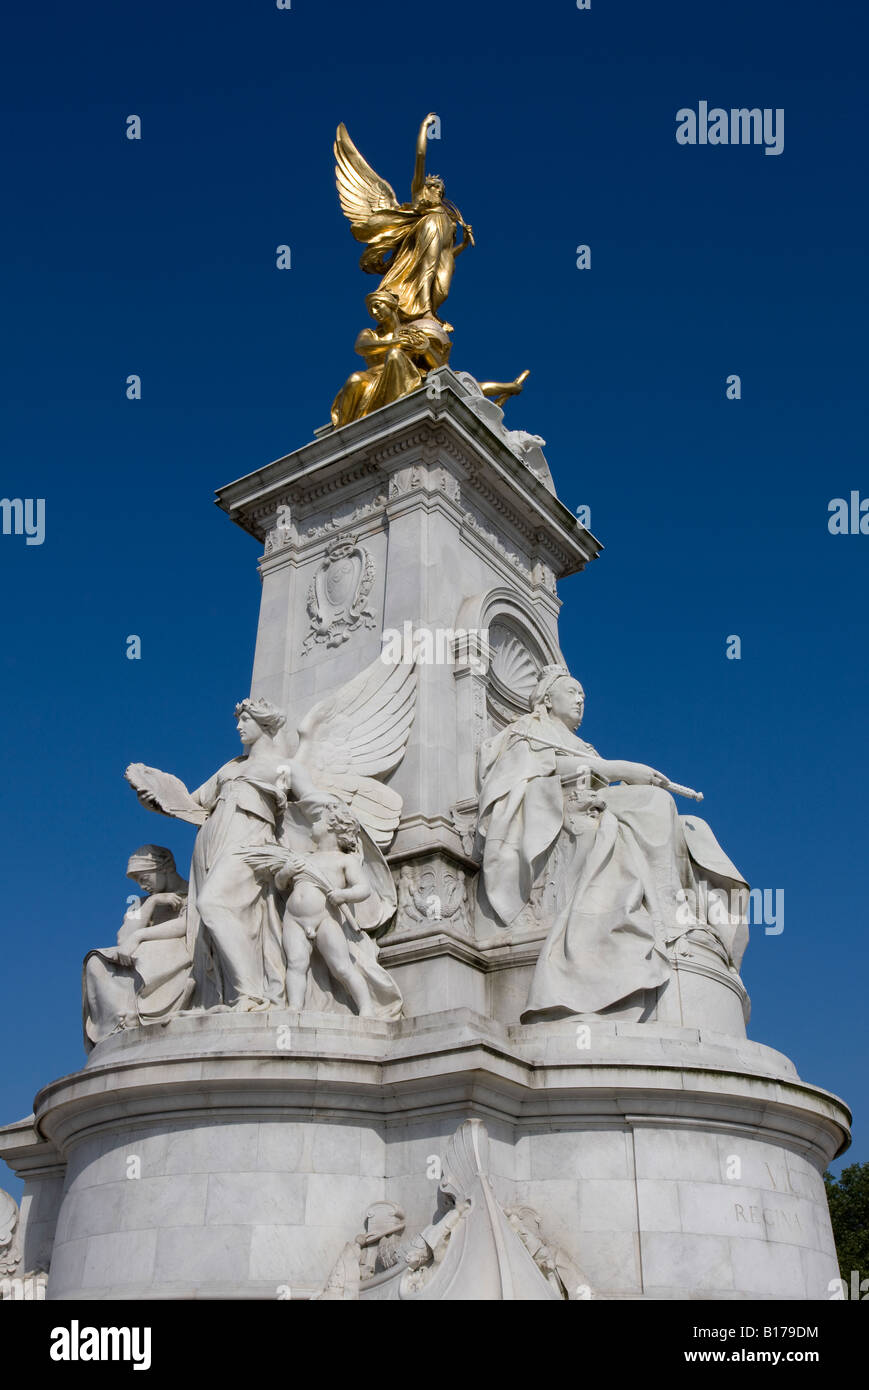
[461,460,578,576]
[462,507,532,583]
[216,389,602,581]
[297,461,384,508]
[302,493,388,541]
[255,465,387,536]
[368,427,434,465]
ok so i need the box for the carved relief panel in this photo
[302,533,377,652]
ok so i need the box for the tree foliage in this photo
[825,1163,869,1281]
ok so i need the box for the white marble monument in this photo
[0,115,850,1301]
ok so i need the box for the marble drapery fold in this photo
[187,759,287,1009]
[476,706,747,1020]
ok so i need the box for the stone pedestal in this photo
[216,368,600,865]
[0,378,850,1300]
[27,1012,849,1300]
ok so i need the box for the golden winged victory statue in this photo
[331,114,528,427]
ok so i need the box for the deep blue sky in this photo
[1,1,866,1201]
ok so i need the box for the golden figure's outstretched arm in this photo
[479,370,531,406]
[411,113,437,201]
[452,221,474,256]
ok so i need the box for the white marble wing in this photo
[294,657,416,846]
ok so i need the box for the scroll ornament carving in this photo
[388,464,424,498]
[396,859,469,933]
[304,494,388,540]
[264,506,295,555]
[449,806,478,860]
[463,510,531,581]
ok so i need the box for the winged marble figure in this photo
[127,656,416,1011]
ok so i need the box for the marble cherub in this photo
[244,801,402,1020]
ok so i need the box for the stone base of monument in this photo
[23,1010,847,1301]
[381,921,752,1039]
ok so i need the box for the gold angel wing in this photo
[335,122,400,232]
[294,656,417,846]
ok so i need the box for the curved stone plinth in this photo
[36,1011,849,1300]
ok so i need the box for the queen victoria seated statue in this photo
[474,665,750,1023]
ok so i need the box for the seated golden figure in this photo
[331,290,450,428]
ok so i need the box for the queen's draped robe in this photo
[475,709,748,1020]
